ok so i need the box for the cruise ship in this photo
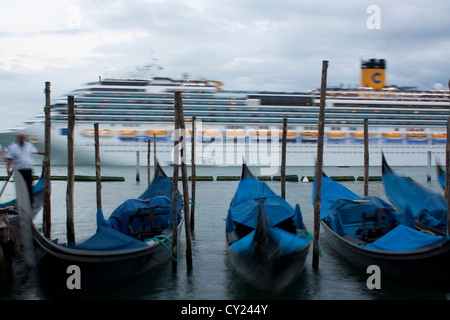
[0,59,448,171]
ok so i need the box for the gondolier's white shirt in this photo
[6,142,38,170]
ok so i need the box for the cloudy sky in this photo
[0,0,449,129]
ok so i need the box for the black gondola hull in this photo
[32,220,183,299]
[225,163,311,292]
[227,236,310,292]
[322,221,450,291]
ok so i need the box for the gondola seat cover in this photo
[318,175,415,232]
[104,175,182,236]
[105,196,174,236]
[324,197,414,236]
[314,175,360,220]
[69,174,182,251]
[71,211,149,251]
[362,224,443,252]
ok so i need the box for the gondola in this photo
[317,173,450,291]
[0,171,45,273]
[0,171,45,217]
[23,162,183,299]
[225,163,311,292]
[382,153,447,235]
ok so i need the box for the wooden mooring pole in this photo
[281,118,287,199]
[94,123,102,210]
[147,140,151,186]
[172,124,179,272]
[43,81,52,239]
[136,151,140,182]
[174,91,193,270]
[190,116,196,232]
[363,119,369,197]
[66,96,75,244]
[153,134,157,177]
[312,60,328,269]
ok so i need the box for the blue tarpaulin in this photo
[227,172,309,258]
[319,175,443,252]
[72,210,149,251]
[313,175,360,220]
[69,174,181,251]
[230,228,311,256]
[383,165,447,233]
[362,224,442,252]
[228,176,296,229]
[103,196,174,236]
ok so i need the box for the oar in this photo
[0,171,13,201]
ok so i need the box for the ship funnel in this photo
[361,58,386,90]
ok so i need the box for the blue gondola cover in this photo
[72,210,149,251]
[383,165,447,233]
[362,224,442,252]
[70,174,181,251]
[228,176,295,229]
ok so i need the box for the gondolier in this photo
[6,133,44,203]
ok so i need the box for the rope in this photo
[144,235,179,262]
[179,194,196,205]
[296,229,322,258]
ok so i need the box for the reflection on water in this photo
[0,165,449,300]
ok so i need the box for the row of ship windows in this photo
[79,92,449,105]
[334,103,449,109]
[82,93,245,100]
[74,99,247,105]
[52,116,445,127]
[54,111,446,123]
[54,104,450,117]
[56,99,449,111]
[67,110,446,120]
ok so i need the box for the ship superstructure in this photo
[0,59,448,168]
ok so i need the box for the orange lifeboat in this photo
[382,132,403,140]
[326,131,346,140]
[253,130,271,136]
[146,129,168,137]
[406,132,428,141]
[226,129,245,137]
[350,132,374,140]
[81,129,113,137]
[119,129,139,137]
[301,131,318,141]
[203,129,222,136]
[278,130,297,137]
[431,133,446,141]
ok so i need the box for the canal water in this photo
[0,164,449,300]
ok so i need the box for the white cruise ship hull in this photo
[3,120,445,171]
